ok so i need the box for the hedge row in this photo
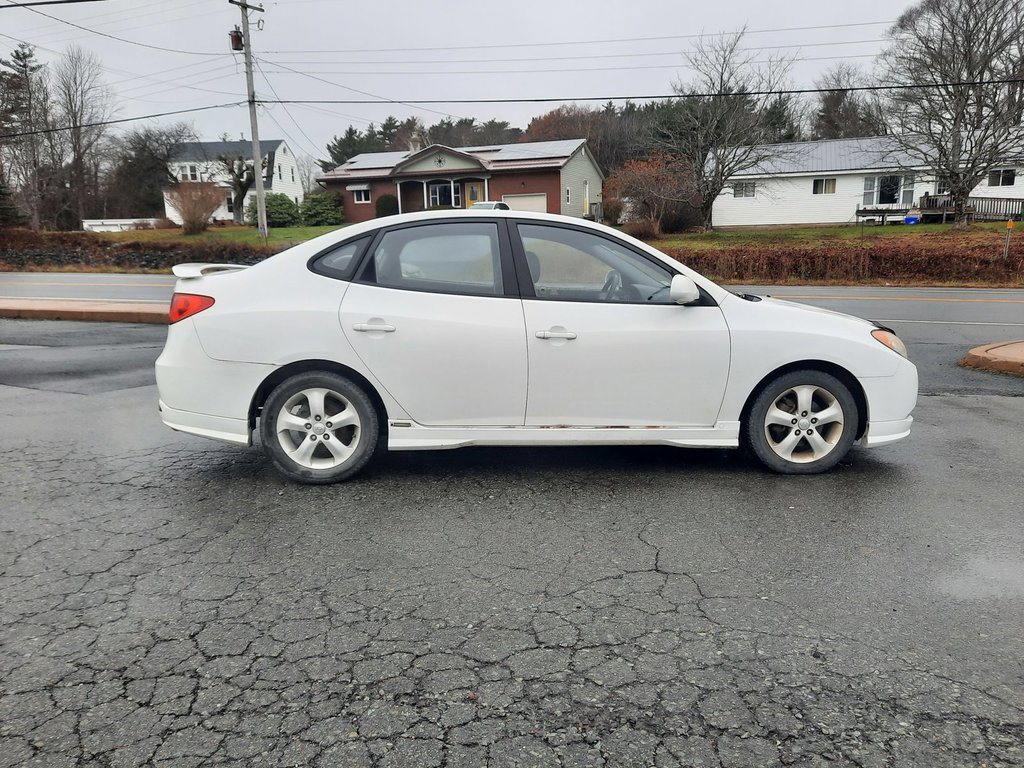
[0,229,277,271]
[663,238,1024,284]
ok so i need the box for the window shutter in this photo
[862,177,875,207]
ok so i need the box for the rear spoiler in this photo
[172,263,250,279]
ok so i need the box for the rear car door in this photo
[339,219,528,426]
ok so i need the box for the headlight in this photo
[871,328,908,358]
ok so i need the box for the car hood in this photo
[743,294,877,329]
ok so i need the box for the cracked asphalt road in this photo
[1,320,1022,767]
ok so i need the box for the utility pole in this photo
[229,0,267,241]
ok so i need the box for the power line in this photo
[253,58,323,156]
[4,0,229,55]
[267,39,886,67]
[0,101,245,139]
[255,77,1024,106]
[259,20,896,55]
[258,56,468,121]
[258,54,880,78]
[0,0,107,7]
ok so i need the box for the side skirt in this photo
[386,422,741,451]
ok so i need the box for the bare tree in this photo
[52,46,113,228]
[165,181,224,235]
[217,152,265,225]
[882,0,1024,227]
[104,122,195,217]
[294,153,320,196]
[651,30,794,230]
[811,63,886,139]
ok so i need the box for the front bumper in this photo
[862,416,913,447]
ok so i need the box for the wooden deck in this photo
[920,194,1024,223]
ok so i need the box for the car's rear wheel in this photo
[745,370,858,474]
[259,371,378,484]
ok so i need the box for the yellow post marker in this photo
[1005,220,1014,260]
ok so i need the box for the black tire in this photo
[744,369,859,474]
[259,371,379,484]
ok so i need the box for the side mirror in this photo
[669,274,700,305]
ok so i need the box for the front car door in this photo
[514,222,730,427]
[340,220,527,426]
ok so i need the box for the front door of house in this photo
[465,182,484,208]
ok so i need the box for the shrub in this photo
[622,218,661,241]
[247,193,301,228]
[602,197,623,225]
[375,193,399,217]
[165,182,224,235]
[300,192,344,226]
[659,203,703,234]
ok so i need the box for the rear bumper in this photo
[158,400,251,446]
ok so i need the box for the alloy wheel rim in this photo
[275,387,361,469]
[763,384,845,464]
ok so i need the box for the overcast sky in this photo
[2,0,906,161]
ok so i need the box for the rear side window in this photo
[360,222,503,296]
[311,237,369,280]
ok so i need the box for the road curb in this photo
[960,341,1024,377]
[0,299,168,325]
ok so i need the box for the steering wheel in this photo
[599,269,624,301]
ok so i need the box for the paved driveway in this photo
[0,320,1022,767]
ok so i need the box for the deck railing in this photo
[920,194,1024,221]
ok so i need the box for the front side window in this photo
[734,182,756,198]
[812,178,836,195]
[989,169,1016,187]
[354,189,371,204]
[565,186,571,205]
[518,224,675,304]
[362,222,502,296]
[878,175,901,204]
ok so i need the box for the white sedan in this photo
[156,210,917,483]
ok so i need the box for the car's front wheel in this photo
[745,370,858,474]
[259,371,379,484]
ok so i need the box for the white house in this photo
[163,139,304,224]
[713,136,1024,227]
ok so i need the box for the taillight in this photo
[169,293,215,324]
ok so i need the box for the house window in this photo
[226,195,233,214]
[291,168,295,182]
[812,178,836,195]
[428,182,461,208]
[989,169,1016,187]
[354,189,371,204]
[734,182,756,198]
[188,165,198,181]
[277,164,282,180]
[565,186,571,205]
[936,178,950,195]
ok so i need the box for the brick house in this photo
[318,139,603,224]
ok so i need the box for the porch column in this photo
[422,181,428,209]
[450,178,456,208]
[396,181,402,214]
[484,177,489,202]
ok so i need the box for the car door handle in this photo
[353,323,396,333]
[536,330,577,340]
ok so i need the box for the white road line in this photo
[881,319,1024,326]
[0,296,169,303]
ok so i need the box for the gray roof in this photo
[323,139,587,178]
[172,140,284,163]
[733,136,919,178]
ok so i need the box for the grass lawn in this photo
[97,224,344,248]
